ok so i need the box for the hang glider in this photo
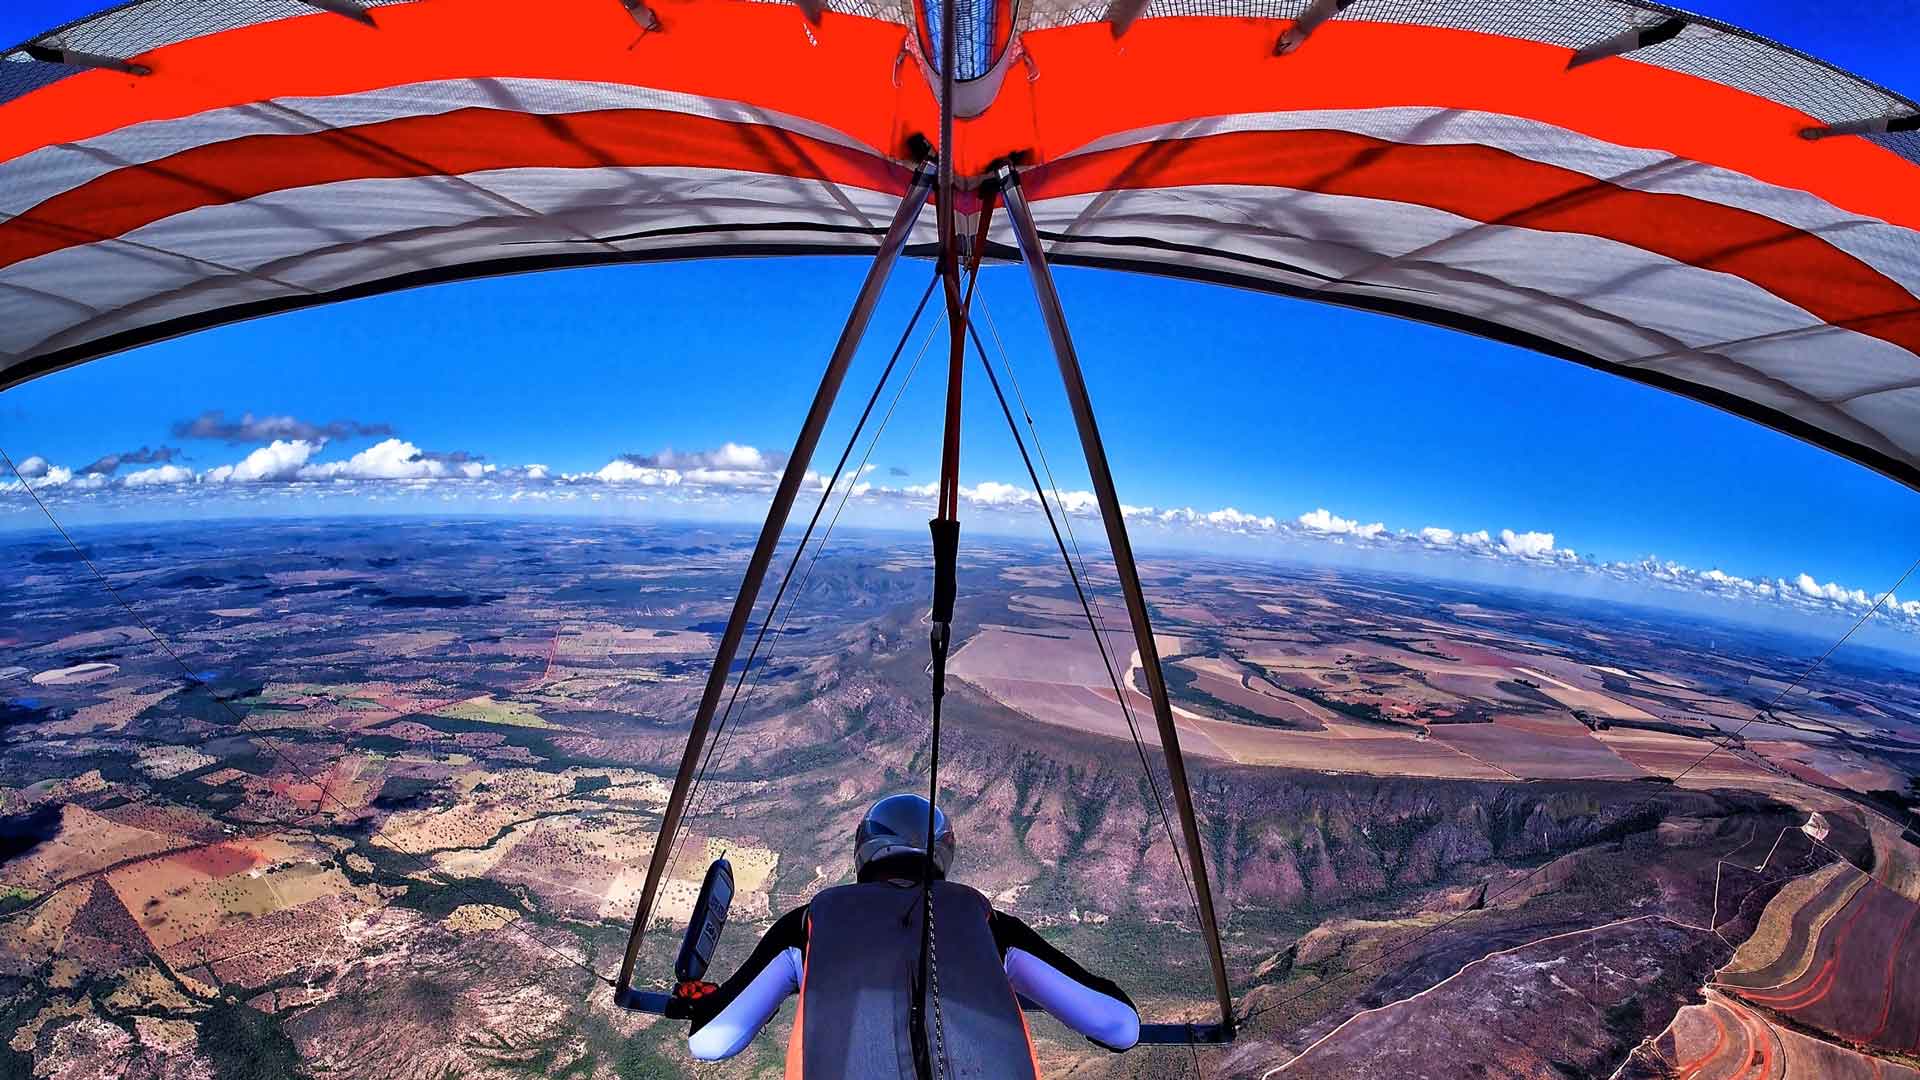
[5,0,1920,1052]
[1,0,1917,485]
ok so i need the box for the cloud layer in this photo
[8,437,1917,635]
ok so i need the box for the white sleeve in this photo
[687,946,804,1061]
[1004,946,1140,1050]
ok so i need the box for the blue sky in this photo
[3,0,1919,645]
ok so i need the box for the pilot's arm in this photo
[990,910,1141,1051]
[684,904,808,1061]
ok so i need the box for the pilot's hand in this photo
[664,979,718,1020]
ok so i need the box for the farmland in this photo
[3,518,1919,1078]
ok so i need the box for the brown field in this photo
[1590,728,1779,781]
[1193,725,1511,779]
[1177,656,1334,729]
[1755,741,1909,797]
[1154,601,1222,626]
[0,807,183,893]
[1871,821,1920,901]
[1423,670,1540,707]
[350,629,461,656]
[1724,875,1920,1054]
[562,624,714,657]
[952,625,1229,756]
[954,626,1524,777]
[94,802,226,843]
[1517,668,1661,722]
[1007,594,1088,621]
[486,828,626,921]
[1721,861,1861,980]
[1427,718,1645,780]
[0,882,95,973]
[1277,916,1724,1079]
[1652,991,1920,1080]
[959,678,1231,758]
[951,624,1182,686]
[946,625,1660,778]
[42,625,146,651]
[54,685,178,736]
[1429,641,1527,667]
[105,838,348,950]
[163,891,374,987]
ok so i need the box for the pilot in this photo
[668,793,1140,1078]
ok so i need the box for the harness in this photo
[790,881,1040,1080]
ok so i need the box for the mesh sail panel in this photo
[0,0,418,106]
[1016,0,1918,158]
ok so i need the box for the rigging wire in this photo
[722,305,946,763]
[1238,551,1920,1028]
[975,292,1204,838]
[0,445,613,990]
[656,271,944,892]
[662,295,947,890]
[967,316,1203,925]
[970,318,1214,1073]
[978,286,1223,1065]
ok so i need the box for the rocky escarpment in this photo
[674,649,1765,932]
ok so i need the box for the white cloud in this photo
[962,481,1036,508]
[205,439,317,483]
[296,438,493,482]
[622,443,781,472]
[1586,555,1909,627]
[682,467,774,489]
[59,469,112,492]
[122,464,194,487]
[1499,528,1559,559]
[1206,507,1278,533]
[1795,572,1871,607]
[1419,526,1455,546]
[1059,490,1100,515]
[1297,508,1385,539]
[707,443,771,469]
[3,456,77,490]
[587,444,783,490]
[591,460,680,485]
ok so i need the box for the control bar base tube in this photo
[615,167,935,998]
[998,164,1237,1039]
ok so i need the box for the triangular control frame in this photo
[614,161,1235,1047]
